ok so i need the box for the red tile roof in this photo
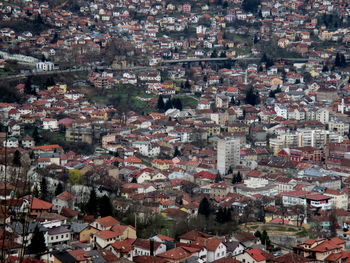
[246,248,273,262]
[157,247,191,260]
[31,198,53,210]
[96,230,120,239]
[95,216,120,228]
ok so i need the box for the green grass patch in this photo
[174,95,198,108]
[87,84,155,114]
[296,229,309,237]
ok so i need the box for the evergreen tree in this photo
[198,197,211,218]
[98,195,114,217]
[45,76,55,87]
[224,208,231,222]
[131,177,137,183]
[254,230,261,238]
[40,177,48,201]
[335,53,341,67]
[173,147,181,157]
[85,188,97,215]
[340,54,347,68]
[180,82,185,90]
[242,0,260,13]
[173,98,183,111]
[211,50,218,58]
[24,77,33,94]
[230,96,235,106]
[28,226,47,256]
[245,87,260,106]
[329,208,338,238]
[29,151,35,160]
[55,183,64,196]
[32,127,40,143]
[32,184,39,198]
[232,175,237,184]
[12,150,21,167]
[260,230,270,246]
[322,64,329,72]
[157,95,165,112]
[164,99,173,111]
[215,173,221,183]
[236,171,242,183]
[184,80,191,90]
[216,207,225,223]
[253,35,259,44]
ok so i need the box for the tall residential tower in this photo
[217,138,240,175]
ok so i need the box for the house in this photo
[106,239,134,261]
[91,216,121,231]
[93,225,136,248]
[77,225,99,243]
[93,230,122,248]
[42,118,59,131]
[21,137,35,148]
[45,226,72,247]
[274,252,313,263]
[52,191,77,213]
[224,241,245,257]
[293,238,345,261]
[133,238,166,257]
[3,137,19,148]
[28,197,53,216]
[235,248,274,263]
[157,247,193,262]
[324,189,348,210]
[179,230,212,244]
[280,190,332,210]
[193,238,227,262]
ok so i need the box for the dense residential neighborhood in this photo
[1,0,350,262]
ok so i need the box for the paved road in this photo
[160,57,310,64]
[0,65,151,81]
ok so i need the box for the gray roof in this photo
[70,223,89,234]
[47,226,71,235]
[224,241,245,252]
[51,251,76,263]
[87,250,106,263]
[9,221,46,235]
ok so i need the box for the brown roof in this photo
[95,216,120,228]
[31,198,53,210]
[274,252,312,263]
[133,238,163,251]
[133,256,167,263]
[157,247,191,260]
[193,237,222,251]
[213,259,241,263]
[179,230,212,241]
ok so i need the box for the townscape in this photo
[1,0,350,262]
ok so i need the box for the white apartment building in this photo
[270,129,344,154]
[217,138,240,175]
[36,61,55,71]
